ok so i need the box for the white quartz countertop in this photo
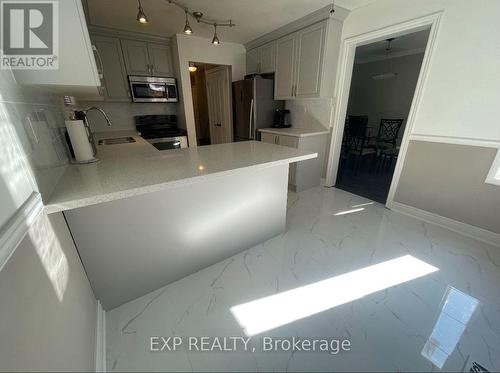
[259,127,330,137]
[44,131,317,213]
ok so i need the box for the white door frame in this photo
[324,12,443,208]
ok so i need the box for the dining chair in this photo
[373,118,404,150]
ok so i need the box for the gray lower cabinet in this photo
[261,131,327,192]
[92,35,130,101]
[122,39,173,76]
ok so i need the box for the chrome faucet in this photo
[83,106,112,156]
[84,106,112,128]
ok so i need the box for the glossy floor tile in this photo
[106,187,500,372]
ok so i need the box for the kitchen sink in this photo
[98,137,136,145]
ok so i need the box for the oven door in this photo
[147,136,188,151]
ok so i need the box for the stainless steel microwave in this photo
[128,76,178,103]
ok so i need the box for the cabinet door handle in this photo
[92,45,104,79]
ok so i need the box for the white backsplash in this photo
[285,98,334,130]
[285,98,334,177]
[0,68,69,202]
[78,101,179,133]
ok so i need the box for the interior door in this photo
[148,43,173,76]
[121,39,150,76]
[205,66,233,144]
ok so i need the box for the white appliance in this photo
[233,77,284,141]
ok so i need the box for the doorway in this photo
[325,13,442,206]
[189,62,233,145]
[335,29,430,203]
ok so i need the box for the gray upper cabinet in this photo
[148,43,173,76]
[295,21,327,98]
[246,41,276,74]
[121,39,173,76]
[92,35,130,101]
[121,39,151,75]
[246,48,260,74]
[260,42,276,73]
[274,34,297,99]
[273,20,328,100]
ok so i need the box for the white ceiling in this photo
[355,29,431,63]
[86,0,377,44]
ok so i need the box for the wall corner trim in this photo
[388,201,500,248]
[95,300,106,372]
[0,192,44,272]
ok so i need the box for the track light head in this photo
[136,0,148,23]
[183,10,193,34]
[212,24,220,45]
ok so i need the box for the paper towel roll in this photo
[65,120,94,162]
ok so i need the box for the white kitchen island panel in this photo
[64,163,289,310]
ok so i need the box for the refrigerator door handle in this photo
[249,98,255,140]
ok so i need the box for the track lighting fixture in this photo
[183,9,193,34]
[166,0,235,45]
[136,0,148,23]
[212,24,220,45]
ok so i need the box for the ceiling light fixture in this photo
[136,0,148,24]
[188,62,197,72]
[212,24,220,45]
[183,9,193,34]
[166,0,235,45]
[371,38,398,80]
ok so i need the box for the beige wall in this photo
[0,212,97,371]
[394,141,500,234]
[328,0,500,232]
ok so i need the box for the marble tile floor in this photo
[106,187,500,372]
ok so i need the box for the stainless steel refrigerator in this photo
[232,77,284,141]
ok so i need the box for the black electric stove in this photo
[135,115,188,150]
[135,115,187,139]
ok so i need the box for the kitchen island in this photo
[46,132,316,309]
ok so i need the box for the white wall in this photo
[347,53,425,144]
[173,34,246,145]
[340,0,500,141]
[0,67,97,371]
[0,212,97,371]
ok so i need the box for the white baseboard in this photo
[388,201,500,248]
[0,192,44,272]
[95,301,106,372]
